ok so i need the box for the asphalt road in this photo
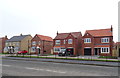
[2,59,118,76]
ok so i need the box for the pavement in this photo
[2,59,118,76]
[2,55,120,67]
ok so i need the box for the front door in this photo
[94,48,100,55]
[38,48,40,55]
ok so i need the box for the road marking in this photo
[25,67,66,74]
[25,67,37,70]
[39,69,44,71]
[46,69,52,72]
[3,65,11,67]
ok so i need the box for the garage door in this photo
[84,48,91,55]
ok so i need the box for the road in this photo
[2,59,118,76]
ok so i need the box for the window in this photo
[84,38,91,43]
[16,42,19,46]
[38,41,41,45]
[4,47,8,52]
[64,40,66,44]
[14,47,19,52]
[32,41,36,45]
[55,40,60,45]
[68,39,73,44]
[54,48,60,52]
[13,42,16,46]
[101,47,109,53]
[31,47,36,52]
[101,38,109,43]
[9,42,12,46]
[5,42,8,46]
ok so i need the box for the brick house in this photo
[82,27,113,56]
[30,34,53,55]
[4,34,32,53]
[0,36,8,53]
[53,32,82,56]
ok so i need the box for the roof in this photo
[116,42,120,45]
[54,32,81,39]
[85,28,112,37]
[6,35,30,42]
[36,34,53,41]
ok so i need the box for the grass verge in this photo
[8,55,120,62]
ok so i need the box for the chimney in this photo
[5,35,7,39]
[111,25,113,32]
[20,33,22,36]
[57,31,58,35]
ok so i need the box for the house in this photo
[30,34,53,55]
[0,36,8,53]
[53,32,82,56]
[82,26,113,56]
[4,34,32,53]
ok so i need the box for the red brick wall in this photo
[53,33,82,56]
[0,37,8,53]
[82,32,113,56]
[31,35,53,55]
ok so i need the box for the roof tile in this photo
[86,28,112,37]
[37,34,53,41]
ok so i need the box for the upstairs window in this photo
[84,38,91,43]
[16,42,19,46]
[101,38,109,43]
[55,40,60,45]
[68,39,73,44]
[32,41,36,45]
[5,42,8,46]
[64,40,66,44]
[101,47,109,53]
[38,41,41,45]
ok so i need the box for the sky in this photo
[0,0,119,42]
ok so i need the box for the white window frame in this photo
[31,47,36,52]
[101,47,109,53]
[101,38,109,43]
[55,40,60,45]
[64,40,66,44]
[68,39,73,44]
[38,41,41,45]
[4,47,8,52]
[32,41,36,45]
[54,47,61,52]
[5,42,8,46]
[14,47,20,52]
[16,42,19,46]
[84,38,91,43]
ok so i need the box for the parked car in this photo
[58,48,74,56]
[17,50,28,54]
[58,48,67,56]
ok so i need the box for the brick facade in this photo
[53,32,82,56]
[30,34,53,55]
[0,36,8,53]
[82,27,113,56]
